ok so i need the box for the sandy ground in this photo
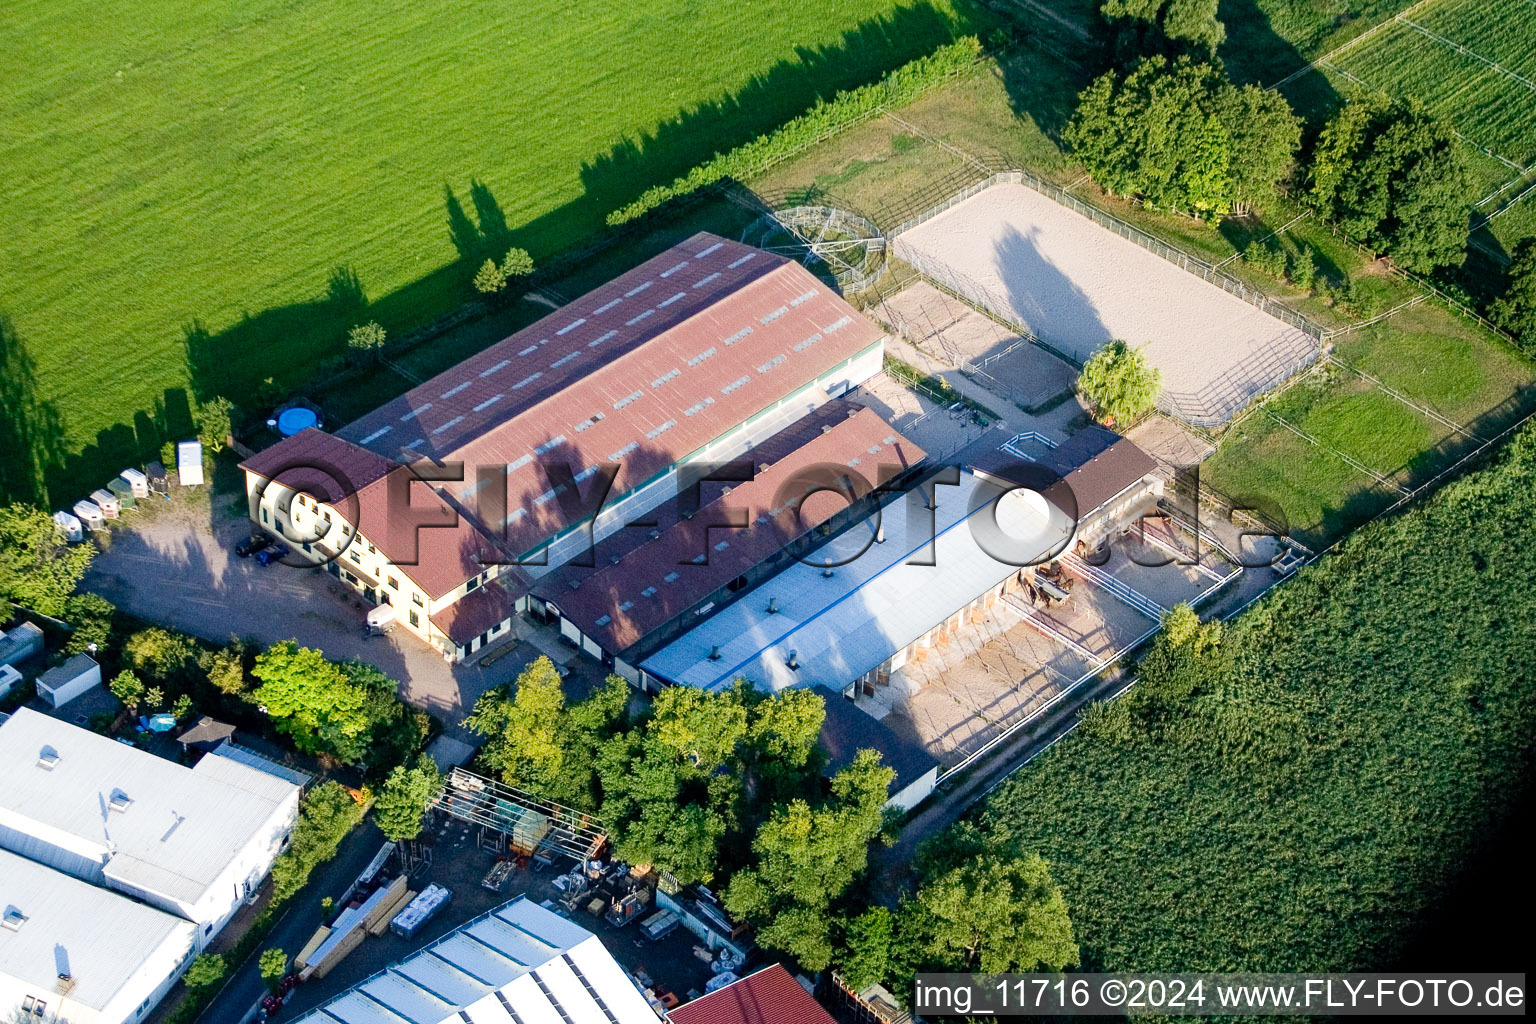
[893,183,1318,424]
[874,281,1078,410]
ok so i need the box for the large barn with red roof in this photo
[241,233,889,661]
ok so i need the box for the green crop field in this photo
[1305,0,1536,254]
[0,0,987,504]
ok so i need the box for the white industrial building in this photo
[0,849,196,1024]
[290,896,660,1024]
[0,708,305,1024]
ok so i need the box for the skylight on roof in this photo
[665,572,681,583]
[519,344,539,356]
[757,355,786,374]
[790,289,819,307]
[574,466,599,483]
[696,241,724,258]
[595,615,612,627]
[533,435,568,455]
[646,419,677,440]
[687,347,717,367]
[508,454,533,472]
[480,359,511,377]
[442,381,471,399]
[593,297,623,314]
[473,395,504,413]
[625,281,654,297]
[588,329,619,348]
[626,309,655,326]
[659,261,689,278]
[359,426,391,445]
[535,484,567,505]
[760,306,788,324]
[722,327,753,346]
[642,586,658,597]
[401,404,432,422]
[550,351,580,369]
[684,397,715,417]
[651,368,680,388]
[722,375,751,395]
[823,314,854,333]
[794,333,823,352]
[574,412,605,432]
[513,372,544,389]
[432,416,465,435]
[658,291,687,308]
[693,273,722,288]
[609,442,639,461]
[614,390,644,410]
[728,252,756,269]
[618,600,634,612]
[556,317,587,336]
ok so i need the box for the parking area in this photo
[81,486,604,740]
[277,812,716,1019]
[861,521,1240,765]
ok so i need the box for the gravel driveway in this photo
[83,489,572,739]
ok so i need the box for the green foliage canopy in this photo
[1076,339,1162,425]
[1310,96,1474,273]
[0,502,95,617]
[374,754,442,842]
[1490,238,1536,349]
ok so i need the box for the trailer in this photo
[0,623,45,669]
[89,489,121,519]
[107,476,138,510]
[119,466,150,498]
[145,461,170,495]
[71,500,105,530]
[52,511,83,543]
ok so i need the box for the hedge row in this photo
[606,36,985,226]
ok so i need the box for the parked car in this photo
[254,544,288,566]
[236,534,274,558]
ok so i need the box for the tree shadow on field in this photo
[0,313,67,505]
[30,3,984,503]
[991,223,1112,364]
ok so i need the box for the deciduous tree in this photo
[1490,238,1536,348]
[0,502,94,618]
[374,754,442,842]
[1077,340,1162,425]
[1310,97,1473,272]
[909,853,1078,972]
[473,258,507,295]
[109,670,145,712]
[252,641,370,757]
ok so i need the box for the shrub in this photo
[1286,246,1316,292]
[183,953,227,993]
[346,320,386,354]
[472,258,506,295]
[608,38,983,225]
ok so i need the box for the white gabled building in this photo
[0,849,197,1024]
[291,896,661,1024]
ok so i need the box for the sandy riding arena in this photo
[893,182,1320,426]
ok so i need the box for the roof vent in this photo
[36,747,60,770]
[1,908,25,932]
[649,529,661,541]
[109,790,133,813]
[767,597,779,615]
[609,553,622,565]
[876,523,886,544]
[786,650,799,670]
[821,565,835,579]
[821,424,833,434]
[566,579,581,591]
[758,463,771,473]
[707,645,722,661]
[57,974,75,994]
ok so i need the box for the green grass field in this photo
[0,0,986,504]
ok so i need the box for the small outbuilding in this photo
[35,654,103,708]
[813,685,940,812]
[176,716,237,753]
[145,460,170,494]
[89,488,120,518]
[0,622,45,669]
[107,476,138,510]
[120,466,150,497]
[176,440,204,486]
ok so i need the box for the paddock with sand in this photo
[892,182,1320,425]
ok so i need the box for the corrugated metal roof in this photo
[291,896,657,1024]
[535,404,925,657]
[641,470,1076,694]
[0,848,196,1013]
[0,708,301,907]
[670,964,835,1024]
[335,232,884,559]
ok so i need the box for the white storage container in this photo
[177,440,205,486]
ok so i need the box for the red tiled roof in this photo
[241,433,527,600]
[535,405,924,655]
[429,579,516,644]
[669,965,835,1024]
[338,232,885,557]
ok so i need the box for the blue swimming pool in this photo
[276,406,320,436]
